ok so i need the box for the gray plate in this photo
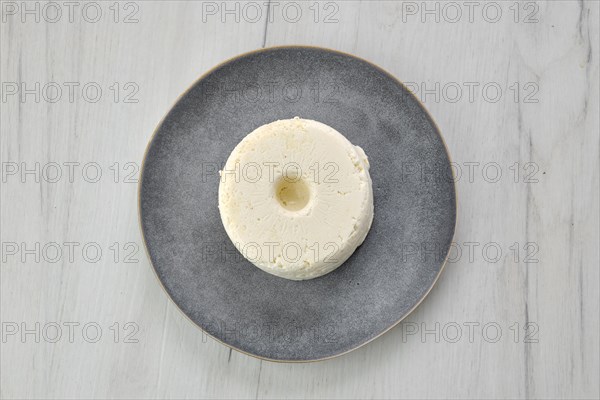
[139,46,456,362]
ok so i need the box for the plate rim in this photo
[137,45,458,363]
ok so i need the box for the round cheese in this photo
[218,117,374,280]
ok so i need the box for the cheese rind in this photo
[218,117,374,280]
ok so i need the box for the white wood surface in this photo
[1,1,598,398]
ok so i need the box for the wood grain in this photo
[1,1,598,398]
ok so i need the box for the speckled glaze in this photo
[139,46,456,362]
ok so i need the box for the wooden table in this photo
[1,1,598,398]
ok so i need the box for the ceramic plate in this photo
[139,46,456,362]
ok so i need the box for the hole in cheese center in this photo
[275,176,310,211]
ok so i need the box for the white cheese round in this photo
[218,117,374,280]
